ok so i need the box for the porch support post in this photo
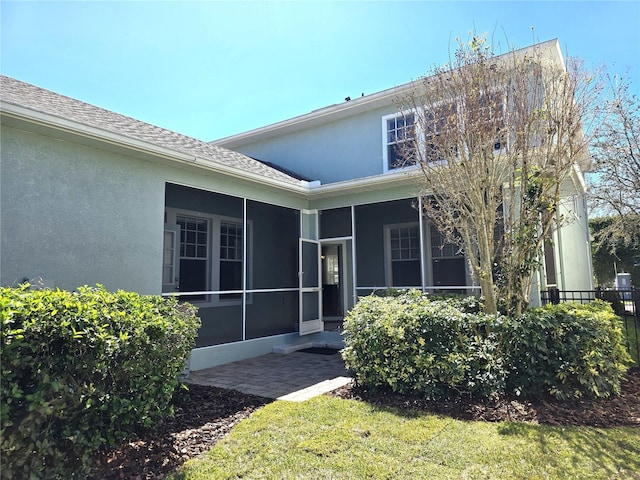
[351,205,357,304]
[418,196,426,293]
[242,197,247,341]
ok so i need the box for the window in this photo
[383,112,416,170]
[220,221,243,297]
[385,223,421,287]
[163,208,250,305]
[162,227,178,287]
[429,226,466,288]
[479,91,506,151]
[382,92,507,173]
[430,228,459,258]
[177,215,209,300]
[424,103,457,163]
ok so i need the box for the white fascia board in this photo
[0,102,310,195]
[306,168,422,200]
[571,163,587,195]
[213,83,417,148]
[2,101,421,200]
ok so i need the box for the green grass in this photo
[171,395,640,479]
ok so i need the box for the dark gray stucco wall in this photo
[354,198,419,287]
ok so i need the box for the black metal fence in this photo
[540,287,640,367]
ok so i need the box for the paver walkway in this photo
[188,350,352,402]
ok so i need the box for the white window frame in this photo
[382,90,508,173]
[162,225,180,289]
[469,89,507,152]
[383,222,422,287]
[381,111,419,173]
[424,221,469,288]
[164,207,252,307]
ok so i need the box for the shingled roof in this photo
[0,75,303,186]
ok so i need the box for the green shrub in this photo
[507,300,632,400]
[1,285,200,479]
[342,290,509,400]
[342,292,632,402]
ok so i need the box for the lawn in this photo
[171,395,640,480]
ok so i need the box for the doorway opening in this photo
[322,244,344,330]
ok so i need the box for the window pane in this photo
[387,113,417,169]
[163,266,173,284]
[220,221,242,263]
[392,260,421,287]
[220,260,242,291]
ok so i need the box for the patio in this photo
[187,349,352,402]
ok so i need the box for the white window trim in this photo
[164,207,253,307]
[382,90,509,173]
[383,222,422,287]
[162,224,180,289]
[381,111,420,173]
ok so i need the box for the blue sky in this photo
[2,1,639,141]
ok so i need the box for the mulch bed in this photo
[329,369,640,427]
[87,386,271,480]
[88,369,640,479]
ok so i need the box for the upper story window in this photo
[382,112,416,171]
[382,91,507,173]
[424,103,457,163]
[476,91,506,151]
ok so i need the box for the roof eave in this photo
[212,82,417,148]
[0,101,311,195]
[214,39,564,149]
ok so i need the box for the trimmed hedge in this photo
[1,285,200,480]
[342,291,509,400]
[342,291,632,401]
[509,300,632,399]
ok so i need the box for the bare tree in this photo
[589,80,640,251]
[397,35,604,314]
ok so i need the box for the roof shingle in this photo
[0,75,302,186]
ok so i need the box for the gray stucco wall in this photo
[233,105,396,184]
[556,194,593,291]
[1,126,165,294]
[1,125,309,296]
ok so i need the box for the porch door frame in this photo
[320,239,349,321]
[299,238,323,335]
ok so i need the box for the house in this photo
[0,39,593,370]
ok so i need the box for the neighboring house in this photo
[0,38,593,370]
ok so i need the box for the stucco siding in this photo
[233,105,396,184]
[556,194,593,291]
[1,126,165,293]
[354,199,420,288]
